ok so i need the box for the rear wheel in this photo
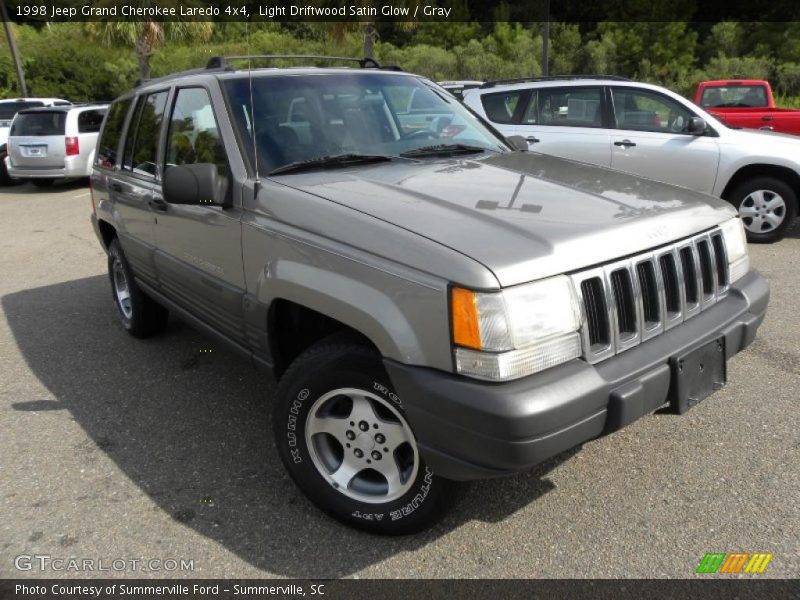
[31,179,55,188]
[107,239,168,338]
[0,156,19,186]
[273,339,456,534]
[728,177,798,243]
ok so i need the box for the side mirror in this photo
[686,117,708,136]
[163,163,229,207]
[505,135,529,152]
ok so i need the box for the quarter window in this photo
[481,91,524,124]
[122,91,168,178]
[165,87,227,176]
[78,109,107,133]
[612,88,695,133]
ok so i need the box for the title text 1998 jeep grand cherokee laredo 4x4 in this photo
[90,56,768,535]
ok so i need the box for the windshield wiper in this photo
[268,153,392,176]
[399,144,489,158]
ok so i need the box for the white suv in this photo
[0,98,71,185]
[0,97,71,147]
[6,104,107,187]
[464,77,800,242]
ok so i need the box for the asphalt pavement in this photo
[0,180,798,579]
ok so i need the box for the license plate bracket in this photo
[669,338,726,414]
[23,145,47,158]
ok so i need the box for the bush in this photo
[376,43,457,81]
[2,21,800,104]
[774,62,800,97]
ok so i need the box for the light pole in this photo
[0,2,28,96]
[541,0,550,76]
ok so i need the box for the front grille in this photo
[571,228,728,364]
[581,278,609,350]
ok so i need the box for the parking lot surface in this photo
[0,181,798,578]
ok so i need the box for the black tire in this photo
[0,156,18,186]
[31,178,55,188]
[727,176,798,243]
[107,239,168,338]
[273,339,456,535]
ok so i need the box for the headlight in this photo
[450,276,582,381]
[719,217,749,283]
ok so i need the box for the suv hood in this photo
[277,152,736,287]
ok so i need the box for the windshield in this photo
[700,85,768,108]
[223,72,508,174]
[0,101,45,121]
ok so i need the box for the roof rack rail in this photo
[133,56,403,88]
[480,75,631,88]
[205,55,402,71]
[134,65,219,88]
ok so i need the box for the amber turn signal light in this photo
[450,287,482,350]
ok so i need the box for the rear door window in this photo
[10,112,66,136]
[96,99,132,168]
[122,91,169,179]
[78,109,107,133]
[537,87,603,128]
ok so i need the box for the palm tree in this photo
[86,3,212,80]
[324,0,416,59]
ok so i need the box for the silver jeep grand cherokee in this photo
[90,56,769,534]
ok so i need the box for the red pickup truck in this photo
[693,80,800,135]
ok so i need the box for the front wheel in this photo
[728,177,798,243]
[273,339,456,534]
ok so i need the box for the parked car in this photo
[437,80,485,101]
[90,57,767,534]
[5,104,107,187]
[464,76,800,242]
[693,79,800,135]
[0,97,71,185]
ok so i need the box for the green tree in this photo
[701,21,743,61]
[550,23,582,74]
[85,12,212,80]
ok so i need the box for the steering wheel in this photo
[402,129,438,141]
[668,112,686,133]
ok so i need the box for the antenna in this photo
[246,21,260,191]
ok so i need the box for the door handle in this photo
[525,136,540,144]
[761,115,773,122]
[108,182,123,192]
[614,139,637,148]
[759,126,774,131]
[148,197,168,212]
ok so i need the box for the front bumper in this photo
[385,271,769,481]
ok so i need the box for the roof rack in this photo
[480,75,631,88]
[134,55,403,88]
[205,55,402,71]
